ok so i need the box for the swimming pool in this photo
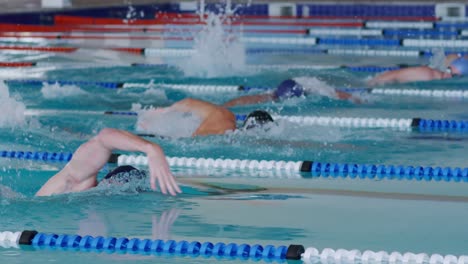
[0,2,467,264]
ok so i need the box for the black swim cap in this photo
[102,165,146,184]
[242,110,274,130]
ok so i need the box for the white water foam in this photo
[133,104,202,138]
[428,48,447,71]
[41,82,87,99]
[0,81,25,127]
[142,87,168,98]
[176,13,248,78]
[293,77,339,99]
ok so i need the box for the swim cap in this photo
[449,57,468,76]
[242,110,274,130]
[273,79,304,99]
[102,165,146,184]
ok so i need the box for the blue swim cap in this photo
[273,79,304,99]
[449,57,468,76]
[102,165,146,184]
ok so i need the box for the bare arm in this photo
[367,68,407,86]
[36,128,181,196]
[368,66,445,86]
[223,93,275,107]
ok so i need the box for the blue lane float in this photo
[5,79,124,89]
[0,150,72,162]
[13,230,299,262]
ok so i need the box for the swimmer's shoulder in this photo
[195,109,237,136]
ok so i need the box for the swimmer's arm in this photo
[368,66,439,86]
[335,90,354,100]
[367,69,403,86]
[36,128,181,196]
[223,94,275,107]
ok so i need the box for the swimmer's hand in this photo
[146,146,182,196]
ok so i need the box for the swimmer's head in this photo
[448,57,468,76]
[99,165,146,186]
[273,79,304,100]
[242,110,274,130]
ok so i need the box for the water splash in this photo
[0,81,25,127]
[428,48,447,71]
[294,77,338,99]
[176,13,248,78]
[41,82,87,99]
[133,104,202,138]
[122,2,144,24]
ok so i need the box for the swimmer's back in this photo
[172,98,236,136]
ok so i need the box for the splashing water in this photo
[294,77,338,99]
[41,82,87,99]
[122,3,144,24]
[133,104,202,138]
[428,48,447,71]
[0,81,25,127]
[177,13,247,78]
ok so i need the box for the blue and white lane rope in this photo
[0,63,406,86]
[26,109,468,132]
[369,88,468,98]
[1,231,467,264]
[9,79,468,99]
[1,150,467,182]
[0,230,302,261]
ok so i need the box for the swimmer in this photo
[223,79,355,107]
[137,100,277,139]
[368,56,468,86]
[36,128,182,196]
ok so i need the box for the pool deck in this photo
[1,0,466,14]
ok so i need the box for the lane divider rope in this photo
[0,230,303,261]
[9,79,468,99]
[301,247,468,264]
[365,21,434,29]
[4,40,463,57]
[402,39,468,48]
[0,62,396,72]
[370,88,468,98]
[1,151,467,182]
[1,230,466,264]
[22,109,468,132]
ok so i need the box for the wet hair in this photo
[242,110,274,130]
[273,79,304,100]
[102,165,146,184]
[449,57,468,76]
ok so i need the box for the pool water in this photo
[0,14,467,264]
